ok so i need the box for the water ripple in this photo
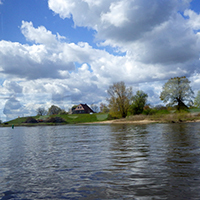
[0,123,200,199]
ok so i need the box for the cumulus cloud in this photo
[48,0,200,70]
[48,0,190,41]
[3,80,22,93]
[21,21,58,45]
[1,0,200,120]
[184,9,200,30]
[0,21,76,79]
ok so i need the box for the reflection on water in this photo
[0,123,200,199]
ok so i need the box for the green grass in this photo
[6,117,29,125]
[60,113,109,123]
[96,114,109,121]
[188,108,200,113]
[2,113,110,126]
[3,110,200,127]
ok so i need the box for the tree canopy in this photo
[48,105,62,115]
[129,90,148,114]
[107,81,132,118]
[160,76,194,110]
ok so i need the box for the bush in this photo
[142,108,157,115]
[59,110,68,115]
[107,114,118,120]
[46,117,66,123]
[156,109,170,114]
[25,117,38,123]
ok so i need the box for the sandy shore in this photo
[85,118,200,124]
[85,119,159,124]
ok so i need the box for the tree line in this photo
[37,76,199,118]
[36,105,67,116]
[105,76,196,118]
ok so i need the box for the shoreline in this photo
[84,118,200,124]
[2,113,200,127]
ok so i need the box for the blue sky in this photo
[0,0,200,121]
[0,0,95,44]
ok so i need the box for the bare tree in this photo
[100,103,109,113]
[107,81,132,118]
[36,107,47,116]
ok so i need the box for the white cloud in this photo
[47,0,200,106]
[184,9,200,30]
[48,0,200,68]
[101,1,129,27]
[1,0,200,120]
[3,80,22,93]
[0,21,76,79]
[21,21,57,45]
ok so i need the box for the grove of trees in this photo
[36,76,199,119]
[107,81,148,118]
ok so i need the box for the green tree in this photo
[194,90,200,108]
[129,90,148,114]
[160,76,194,110]
[48,105,62,115]
[107,81,132,118]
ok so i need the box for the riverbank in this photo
[86,119,200,124]
[1,112,200,127]
[84,112,200,124]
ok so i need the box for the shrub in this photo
[59,110,68,115]
[25,117,38,123]
[143,108,157,115]
[46,117,66,123]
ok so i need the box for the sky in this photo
[0,0,200,121]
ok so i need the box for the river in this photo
[0,123,200,199]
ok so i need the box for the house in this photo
[72,104,94,114]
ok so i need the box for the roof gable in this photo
[74,104,94,113]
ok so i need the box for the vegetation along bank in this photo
[2,76,200,126]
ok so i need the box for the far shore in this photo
[2,112,200,127]
[84,118,200,125]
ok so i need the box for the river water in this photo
[0,123,200,199]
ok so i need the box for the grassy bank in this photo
[124,112,200,123]
[1,113,110,127]
[2,110,200,127]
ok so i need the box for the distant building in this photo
[72,104,94,114]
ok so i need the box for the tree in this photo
[194,90,200,108]
[129,90,148,114]
[100,103,109,113]
[48,105,62,115]
[107,81,132,118]
[36,107,47,116]
[160,76,194,110]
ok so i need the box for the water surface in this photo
[0,123,200,199]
